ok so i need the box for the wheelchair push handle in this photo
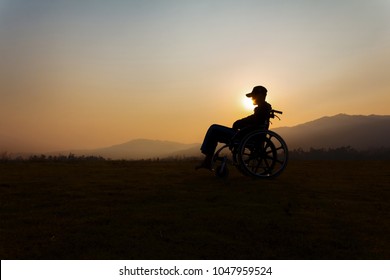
[271,109,283,115]
[270,109,283,120]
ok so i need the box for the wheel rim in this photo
[238,130,288,178]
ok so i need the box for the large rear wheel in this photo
[237,130,288,178]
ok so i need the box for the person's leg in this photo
[197,124,236,170]
[200,124,235,155]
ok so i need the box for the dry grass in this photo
[1,160,389,259]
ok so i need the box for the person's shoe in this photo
[195,155,213,171]
[195,161,213,171]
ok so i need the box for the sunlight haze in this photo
[1,0,389,152]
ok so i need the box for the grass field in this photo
[1,160,389,259]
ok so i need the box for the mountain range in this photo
[273,114,390,151]
[2,114,389,159]
[61,114,389,159]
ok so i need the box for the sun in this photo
[242,96,255,111]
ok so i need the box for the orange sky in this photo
[1,0,390,153]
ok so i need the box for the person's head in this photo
[246,86,267,105]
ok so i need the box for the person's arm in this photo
[232,103,272,130]
[232,115,256,130]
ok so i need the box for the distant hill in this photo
[68,139,199,160]
[0,133,44,154]
[273,114,390,151]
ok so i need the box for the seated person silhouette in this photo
[196,85,272,170]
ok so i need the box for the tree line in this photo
[1,146,390,162]
[0,152,106,162]
[289,146,390,160]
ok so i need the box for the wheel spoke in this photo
[265,155,275,160]
[252,159,262,173]
[264,158,271,170]
[238,130,288,178]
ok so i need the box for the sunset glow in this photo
[242,96,256,112]
[1,0,389,153]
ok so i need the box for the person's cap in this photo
[246,86,267,97]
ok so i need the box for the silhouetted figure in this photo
[196,85,272,170]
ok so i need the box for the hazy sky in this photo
[1,0,389,152]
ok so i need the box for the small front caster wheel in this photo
[215,165,229,178]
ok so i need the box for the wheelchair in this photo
[212,110,288,178]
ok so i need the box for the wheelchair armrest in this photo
[229,125,268,146]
